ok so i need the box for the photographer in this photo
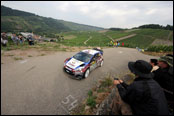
[112,60,169,115]
[153,54,173,113]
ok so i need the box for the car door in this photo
[90,54,98,71]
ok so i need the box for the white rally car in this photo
[64,48,104,79]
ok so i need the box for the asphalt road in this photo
[1,47,158,115]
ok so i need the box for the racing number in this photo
[61,95,78,111]
[62,95,74,104]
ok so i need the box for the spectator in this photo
[109,41,113,47]
[1,37,8,46]
[27,35,34,45]
[11,34,19,45]
[122,42,124,46]
[150,59,159,72]
[112,60,169,115]
[1,32,8,46]
[153,55,173,113]
[1,32,8,40]
[116,41,119,47]
[113,41,117,48]
[118,42,120,47]
[18,35,24,44]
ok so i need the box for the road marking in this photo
[26,66,36,72]
[20,60,28,64]
[118,51,123,54]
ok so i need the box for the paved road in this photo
[1,47,158,115]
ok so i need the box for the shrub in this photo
[88,90,93,97]
[147,45,173,52]
[86,96,96,108]
[100,77,113,88]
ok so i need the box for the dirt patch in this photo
[115,34,136,41]
[1,45,101,64]
[1,49,56,64]
[98,30,109,33]
[124,29,140,32]
[64,35,76,40]
[151,39,173,46]
[143,51,173,57]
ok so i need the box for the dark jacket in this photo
[153,67,173,102]
[117,77,169,115]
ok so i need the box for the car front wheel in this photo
[100,60,104,67]
[83,69,90,78]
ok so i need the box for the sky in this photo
[1,1,173,29]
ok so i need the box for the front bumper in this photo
[64,66,84,78]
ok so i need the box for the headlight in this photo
[75,66,85,72]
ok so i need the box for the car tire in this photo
[83,68,90,78]
[99,60,104,67]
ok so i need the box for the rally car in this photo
[63,48,104,79]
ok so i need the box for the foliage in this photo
[100,77,113,88]
[147,45,173,52]
[86,96,96,108]
[88,90,93,97]
[138,24,173,31]
[1,6,103,34]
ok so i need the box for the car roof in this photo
[81,49,100,55]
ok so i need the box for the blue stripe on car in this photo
[65,57,72,65]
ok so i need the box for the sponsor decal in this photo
[66,58,84,69]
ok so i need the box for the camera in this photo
[114,78,119,80]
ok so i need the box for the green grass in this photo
[40,54,45,56]
[86,96,96,108]
[88,90,93,97]
[97,88,106,93]
[28,55,32,57]
[87,32,111,46]
[120,34,156,49]
[100,77,113,88]
[58,29,173,48]
[59,31,90,46]
[105,30,132,39]
[14,57,23,60]
[133,29,173,40]
[147,45,173,52]
[2,29,172,52]
[119,29,173,49]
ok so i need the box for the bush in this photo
[88,90,93,97]
[147,45,173,52]
[100,77,113,88]
[86,96,96,108]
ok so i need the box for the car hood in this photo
[66,58,85,69]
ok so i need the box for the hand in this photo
[114,80,120,85]
[119,80,123,83]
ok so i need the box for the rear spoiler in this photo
[93,48,103,54]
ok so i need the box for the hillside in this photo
[1,6,104,36]
[59,20,104,31]
[59,28,173,48]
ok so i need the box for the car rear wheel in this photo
[100,60,104,67]
[84,69,90,78]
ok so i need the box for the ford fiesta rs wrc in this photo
[63,48,104,79]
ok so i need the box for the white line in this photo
[84,36,92,45]
[20,60,28,64]
[118,51,123,54]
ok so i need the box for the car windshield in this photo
[73,52,92,63]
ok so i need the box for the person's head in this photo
[166,54,173,57]
[128,60,153,78]
[150,59,158,66]
[158,55,173,69]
